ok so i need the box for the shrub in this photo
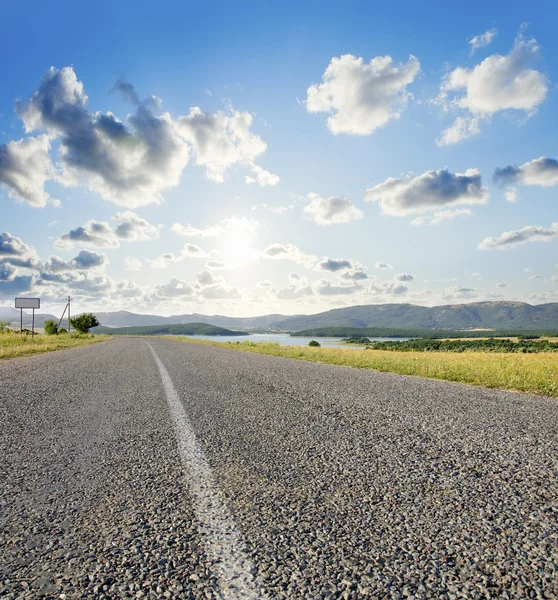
[44,319,59,335]
[309,340,321,347]
[69,313,100,334]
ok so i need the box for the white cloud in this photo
[469,29,497,54]
[442,285,477,300]
[112,211,160,241]
[365,168,488,216]
[505,188,519,203]
[368,279,408,296]
[54,211,158,249]
[245,164,280,187]
[318,258,354,272]
[43,250,107,272]
[479,223,558,249]
[124,256,142,271]
[306,53,420,135]
[315,280,363,295]
[205,260,227,270]
[150,243,209,268]
[395,273,414,282]
[436,30,548,145]
[154,277,196,298]
[496,282,508,288]
[13,67,278,208]
[0,232,41,268]
[176,107,276,184]
[256,279,273,289]
[261,243,317,268]
[303,193,363,225]
[0,135,55,207]
[375,261,393,270]
[17,67,190,208]
[494,157,558,187]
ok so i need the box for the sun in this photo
[220,217,259,265]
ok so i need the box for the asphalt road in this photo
[1,337,557,599]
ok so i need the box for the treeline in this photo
[360,338,558,353]
[292,326,558,339]
[93,322,249,336]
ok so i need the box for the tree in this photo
[44,319,59,335]
[69,313,100,334]
[308,340,321,347]
[0,320,10,333]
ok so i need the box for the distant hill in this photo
[92,322,249,336]
[2,301,556,332]
[273,302,558,331]
[93,310,288,330]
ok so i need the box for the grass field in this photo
[172,337,558,398]
[0,333,112,359]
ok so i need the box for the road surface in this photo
[1,337,557,599]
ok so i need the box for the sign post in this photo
[15,298,41,337]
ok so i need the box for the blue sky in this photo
[1,0,557,316]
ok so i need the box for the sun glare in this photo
[221,217,259,265]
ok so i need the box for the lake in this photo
[178,333,411,349]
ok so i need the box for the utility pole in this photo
[57,295,72,333]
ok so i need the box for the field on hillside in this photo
[0,333,112,359]
[172,337,558,398]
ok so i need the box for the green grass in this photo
[170,337,558,398]
[0,332,112,359]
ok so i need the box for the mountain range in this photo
[2,301,556,332]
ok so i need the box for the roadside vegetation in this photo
[0,331,111,359]
[172,337,558,397]
[292,326,558,339]
[344,337,558,353]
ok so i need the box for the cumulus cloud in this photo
[341,269,369,281]
[306,53,420,135]
[197,270,217,286]
[493,157,558,187]
[14,66,278,208]
[154,277,196,298]
[205,260,227,270]
[410,208,472,226]
[368,279,408,296]
[496,282,509,288]
[436,30,548,145]
[261,243,317,268]
[315,280,363,295]
[245,164,280,187]
[150,243,209,268]
[0,232,41,268]
[469,29,497,54]
[256,279,273,289]
[318,258,353,272]
[0,135,55,207]
[17,67,190,208]
[176,107,278,184]
[395,273,414,282]
[54,212,159,249]
[303,193,364,225]
[112,211,160,241]
[375,261,392,270]
[365,168,488,216]
[505,188,519,203]
[478,223,558,249]
[43,250,107,272]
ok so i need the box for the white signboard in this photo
[15,297,40,309]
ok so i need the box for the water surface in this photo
[177,333,411,349]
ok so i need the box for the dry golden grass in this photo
[0,332,112,359]
[172,337,558,398]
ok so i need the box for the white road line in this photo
[146,342,267,600]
